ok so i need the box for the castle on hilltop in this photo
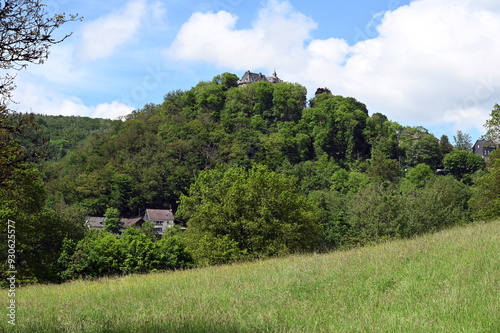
[237,70,283,86]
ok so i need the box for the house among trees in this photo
[237,70,283,86]
[86,216,105,230]
[473,140,496,162]
[86,208,182,235]
[143,209,175,235]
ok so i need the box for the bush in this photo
[400,176,472,237]
[58,228,194,280]
[345,183,403,243]
[470,152,500,220]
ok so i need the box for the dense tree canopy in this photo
[178,164,322,265]
[443,150,485,181]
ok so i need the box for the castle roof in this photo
[237,70,283,86]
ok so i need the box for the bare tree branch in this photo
[0,0,81,105]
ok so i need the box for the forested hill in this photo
[40,72,481,217]
[35,115,118,160]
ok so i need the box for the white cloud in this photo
[167,0,500,135]
[76,0,148,62]
[167,0,316,69]
[12,75,134,119]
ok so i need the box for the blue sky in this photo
[8,0,500,140]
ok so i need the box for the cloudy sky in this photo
[8,0,500,140]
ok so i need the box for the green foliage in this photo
[178,164,322,265]
[286,155,339,192]
[470,150,500,220]
[346,183,403,242]
[400,176,472,237]
[307,190,348,249]
[36,115,117,160]
[443,150,485,181]
[330,169,371,195]
[103,207,122,234]
[0,168,86,284]
[212,72,239,91]
[38,75,412,218]
[398,127,442,169]
[453,130,473,151]
[439,134,454,155]
[301,95,370,161]
[484,103,500,145]
[367,148,400,182]
[11,72,485,282]
[316,174,472,247]
[58,228,194,280]
[59,231,123,279]
[271,82,307,122]
[401,163,435,190]
[0,109,50,185]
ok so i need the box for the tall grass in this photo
[3,221,500,332]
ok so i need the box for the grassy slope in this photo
[5,221,500,333]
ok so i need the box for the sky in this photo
[7,0,500,140]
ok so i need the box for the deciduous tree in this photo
[453,130,472,151]
[484,104,500,146]
[103,208,122,234]
[443,150,485,181]
[178,164,322,265]
[0,0,80,104]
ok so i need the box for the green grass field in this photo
[3,221,500,332]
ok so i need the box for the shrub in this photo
[345,183,403,243]
[58,228,194,280]
[400,176,472,237]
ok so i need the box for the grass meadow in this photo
[2,221,500,332]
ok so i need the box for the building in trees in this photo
[237,70,283,86]
[86,208,178,235]
[144,209,176,234]
[472,139,496,162]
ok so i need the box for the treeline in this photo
[1,73,500,284]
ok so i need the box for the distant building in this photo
[472,140,496,162]
[144,209,175,235]
[121,217,145,228]
[86,216,145,231]
[237,70,283,86]
[86,208,183,235]
[86,216,105,230]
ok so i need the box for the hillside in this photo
[35,115,118,160]
[10,221,500,332]
[39,76,458,217]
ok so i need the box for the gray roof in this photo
[474,139,495,148]
[86,216,105,228]
[144,209,174,222]
[121,217,144,227]
[237,70,282,86]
